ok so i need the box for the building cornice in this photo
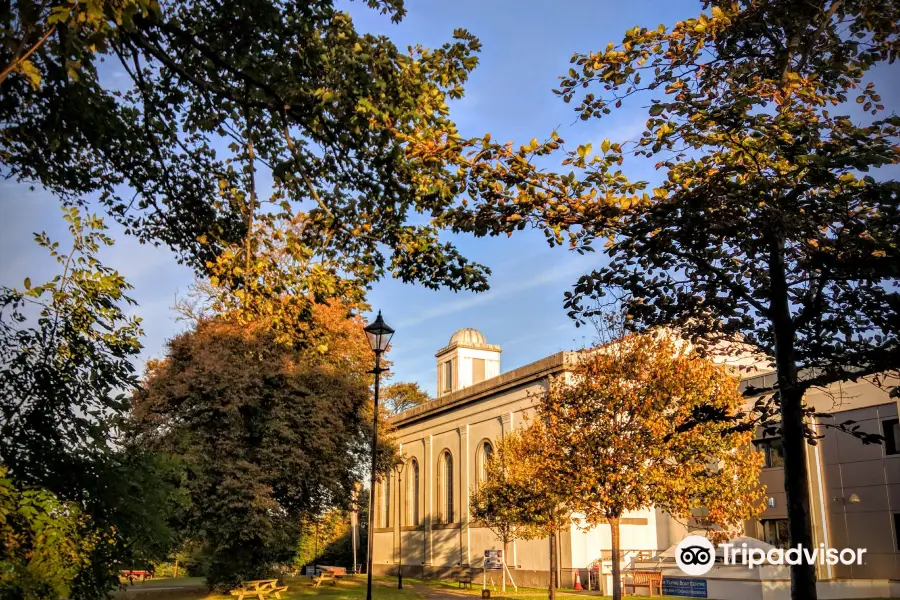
[434,340,502,358]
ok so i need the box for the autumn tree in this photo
[538,333,764,600]
[469,437,538,592]
[446,3,900,598]
[131,301,397,587]
[1,1,153,86]
[381,382,431,415]
[490,426,571,600]
[2,0,493,295]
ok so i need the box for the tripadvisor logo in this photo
[675,536,868,576]
[676,536,716,575]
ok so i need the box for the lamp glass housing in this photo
[364,311,395,353]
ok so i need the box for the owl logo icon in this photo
[675,535,716,576]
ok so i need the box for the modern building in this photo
[371,328,900,589]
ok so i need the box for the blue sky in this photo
[2,1,897,397]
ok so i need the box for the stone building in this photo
[371,328,900,587]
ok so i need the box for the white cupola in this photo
[435,328,501,396]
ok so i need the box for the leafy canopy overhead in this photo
[557,0,900,385]
[450,0,900,391]
[2,0,491,292]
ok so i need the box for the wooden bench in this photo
[312,570,337,587]
[623,570,662,597]
[230,579,288,600]
[456,569,475,589]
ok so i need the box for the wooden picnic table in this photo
[229,579,288,600]
[120,570,153,583]
[312,570,337,587]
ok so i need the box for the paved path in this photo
[375,580,472,600]
[408,582,472,600]
[115,580,206,596]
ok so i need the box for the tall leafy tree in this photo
[538,333,764,600]
[2,0,492,293]
[0,207,142,488]
[131,300,396,587]
[0,208,179,598]
[447,3,900,598]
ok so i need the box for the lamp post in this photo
[364,311,394,600]
[314,517,319,575]
[395,459,405,589]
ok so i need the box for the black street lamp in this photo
[364,311,394,600]
[395,459,405,589]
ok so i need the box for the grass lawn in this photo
[116,576,676,600]
[116,575,900,600]
[121,577,205,588]
[406,578,676,600]
[116,577,419,600]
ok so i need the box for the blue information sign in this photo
[662,577,708,598]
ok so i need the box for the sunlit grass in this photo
[121,577,205,588]
[403,578,679,600]
[117,575,682,600]
[117,576,421,600]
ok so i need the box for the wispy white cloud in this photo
[395,255,594,328]
[496,322,572,348]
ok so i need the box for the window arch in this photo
[476,440,494,487]
[408,458,420,527]
[438,450,454,524]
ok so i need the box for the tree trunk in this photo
[781,385,817,599]
[502,538,508,592]
[549,529,557,600]
[609,516,622,600]
[555,525,561,589]
[769,235,817,600]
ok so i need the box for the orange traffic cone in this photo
[573,571,583,591]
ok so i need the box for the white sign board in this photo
[484,549,503,570]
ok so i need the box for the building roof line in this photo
[390,351,580,426]
[434,340,502,357]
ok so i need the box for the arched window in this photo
[382,479,391,528]
[408,458,420,527]
[438,450,454,524]
[476,440,494,487]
